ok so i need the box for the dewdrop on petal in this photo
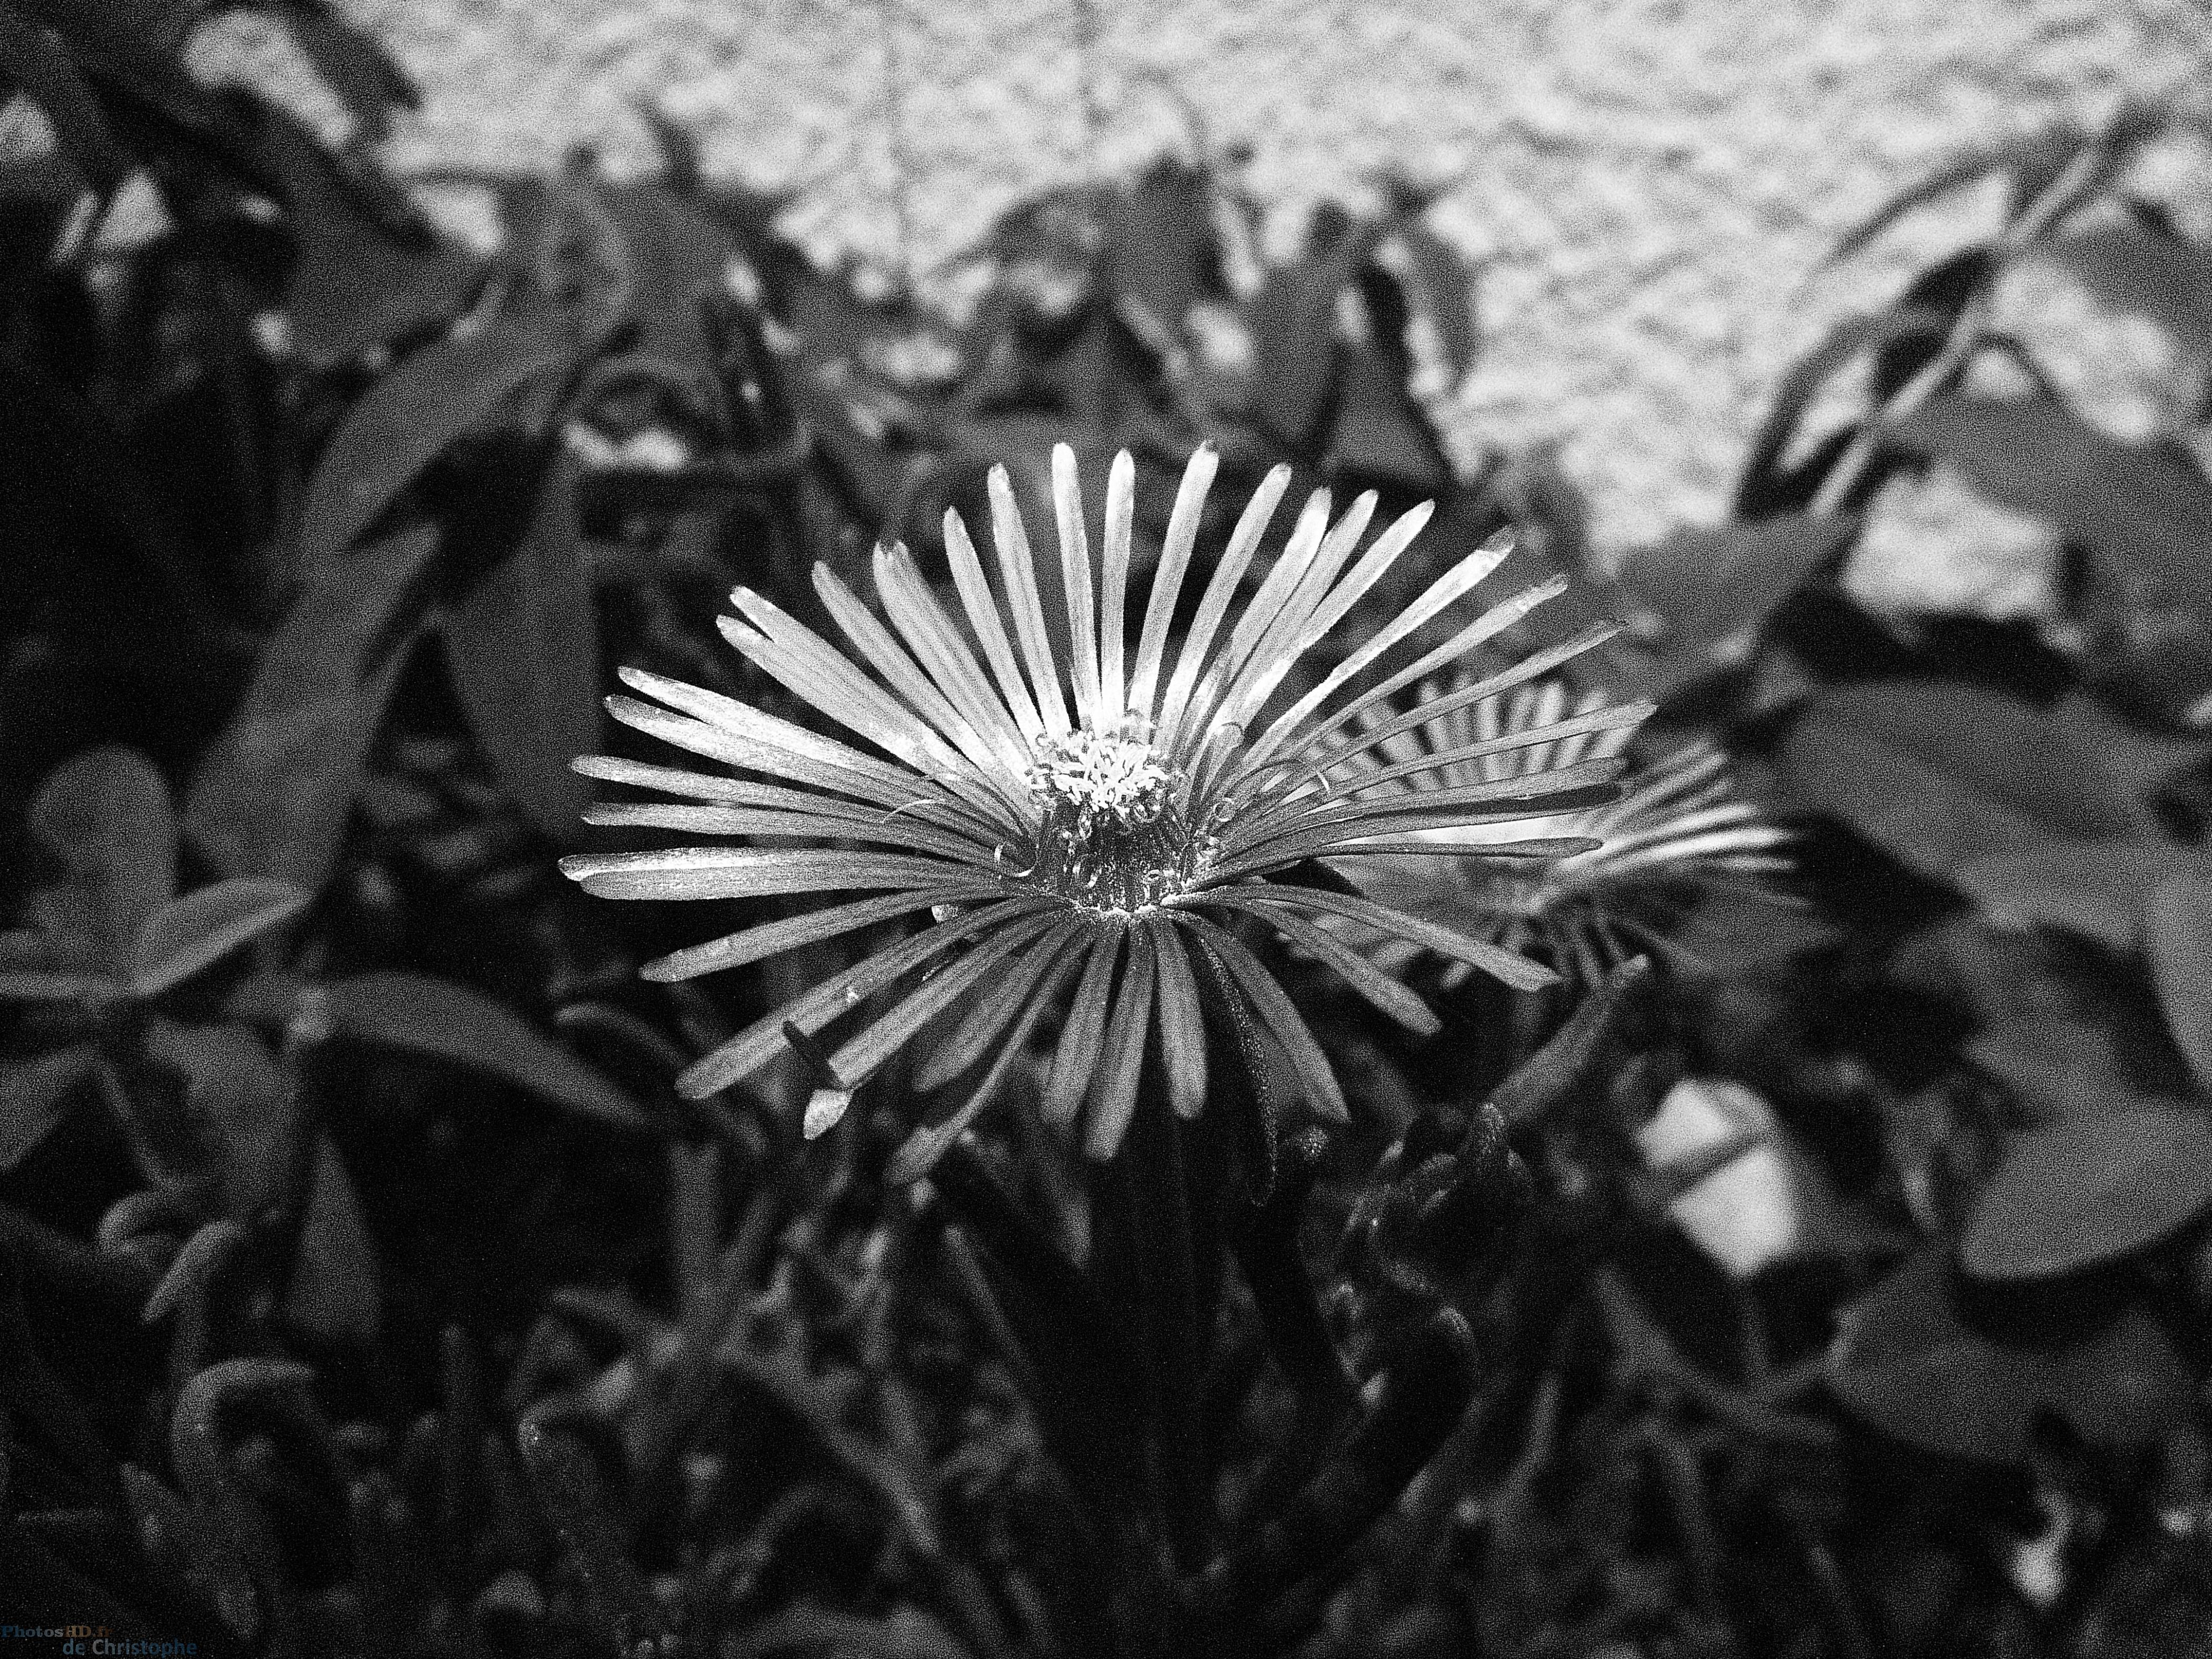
[562,443,1643,1159]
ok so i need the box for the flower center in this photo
[1021,729,1202,912]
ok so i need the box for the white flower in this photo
[564,445,1637,1157]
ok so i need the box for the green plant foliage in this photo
[5,15,2212,1658]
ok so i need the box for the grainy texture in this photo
[213,0,2210,594]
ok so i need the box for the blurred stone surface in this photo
[198,0,2208,596]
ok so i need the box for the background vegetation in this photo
[4,5,2212,1655]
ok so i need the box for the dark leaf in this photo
[2147,870,2212,1095]
[281,1135,380,1346]
[185,524,436,892]
[0,1045,101,1173]
[323,971,650,1131]
[1959,840,2190,952]
[27,745,174,970]
[0,6,130,191]
[1782,680,2134,881]
[255,101,480,367]
[1106,159,1211,340]
[2045,220,2212,358]
[1250,229,1371,449]
[594,178,740,363]
[142,1018,293,1220]
[1829,123,2088,263]
[12,0,231,147]
[1735,308,1948,515]
[515,1422,676,1651]
[1325,345,1448,492]
[1962,1103,2212,1279]
[1829,1249,2193,1464]
[1623,514,1856,679]
[297,314,577,574]
[1893,394,2212,621]
[1381,221,1479,379]
[443,449,597,842]
[128,877,310,1000]
[272,2,419,142]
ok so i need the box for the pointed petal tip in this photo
[803,1087,853,1138]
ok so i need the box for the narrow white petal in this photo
[988,465,1072,736]
[1052,443,1103,730]
[1127,444,1218,725]
[1100,449,1135,724]
[1156,463,1291,752]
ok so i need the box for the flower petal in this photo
[560,846,959,901]
[1155,463,1291,752]
[641,887,992,982]
[1052,443,1103,730]
[805,910,1065,1135]
[1173,913,1346,1121]
[1194,890,1440,1034]
[1128,444,1218,725]
[944,507,1047,742]
[987,464,1072,736]
[1099,449,1135,723]
[1084,924,1156,1158]
[1207,885,1556,992]
[874,541,1034,775]
[677,897,1052,1097]
[914,921,1088,1090]
[1042,921,1124,1128]
[1145,912,1207,1121]
[582,802,995,864]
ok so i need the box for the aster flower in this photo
[1334,672,1793,986]
[562,444,1641,1159]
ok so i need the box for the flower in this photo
[1334,671,1792,985]
[562,444,1639,1159]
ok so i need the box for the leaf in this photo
[0,5,130,191]
[129,878,311,1000]
[2147,870,2212,1095]
[1107,159,1211,342]
[1959,840,2189,952]
[1892,395,2212,622]
[323,971,649,1131]
[1249,231,1366,448]
[1963,1104,2212,1280]
[1829,123,2088,263]
[1782,680,2134,881]
[594,178,739,363]
[281,1136,380,1346]
[0,1045,101,1172]
[255,100,480,367]
[1736,308,1950,509]
[298,313,577,574]
[27,745,175,970]
[1325,345,1448,492]
[185,524,436,892]
[142,1019,294,1220]
[273,3,419,142]
[2043,220,2212,359]
[1624,514,1856,676]
[1379,221,1479,379]
[443,449,597,841]
[1829,1249,2193,1464]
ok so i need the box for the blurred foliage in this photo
[4,9,2212,1658]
